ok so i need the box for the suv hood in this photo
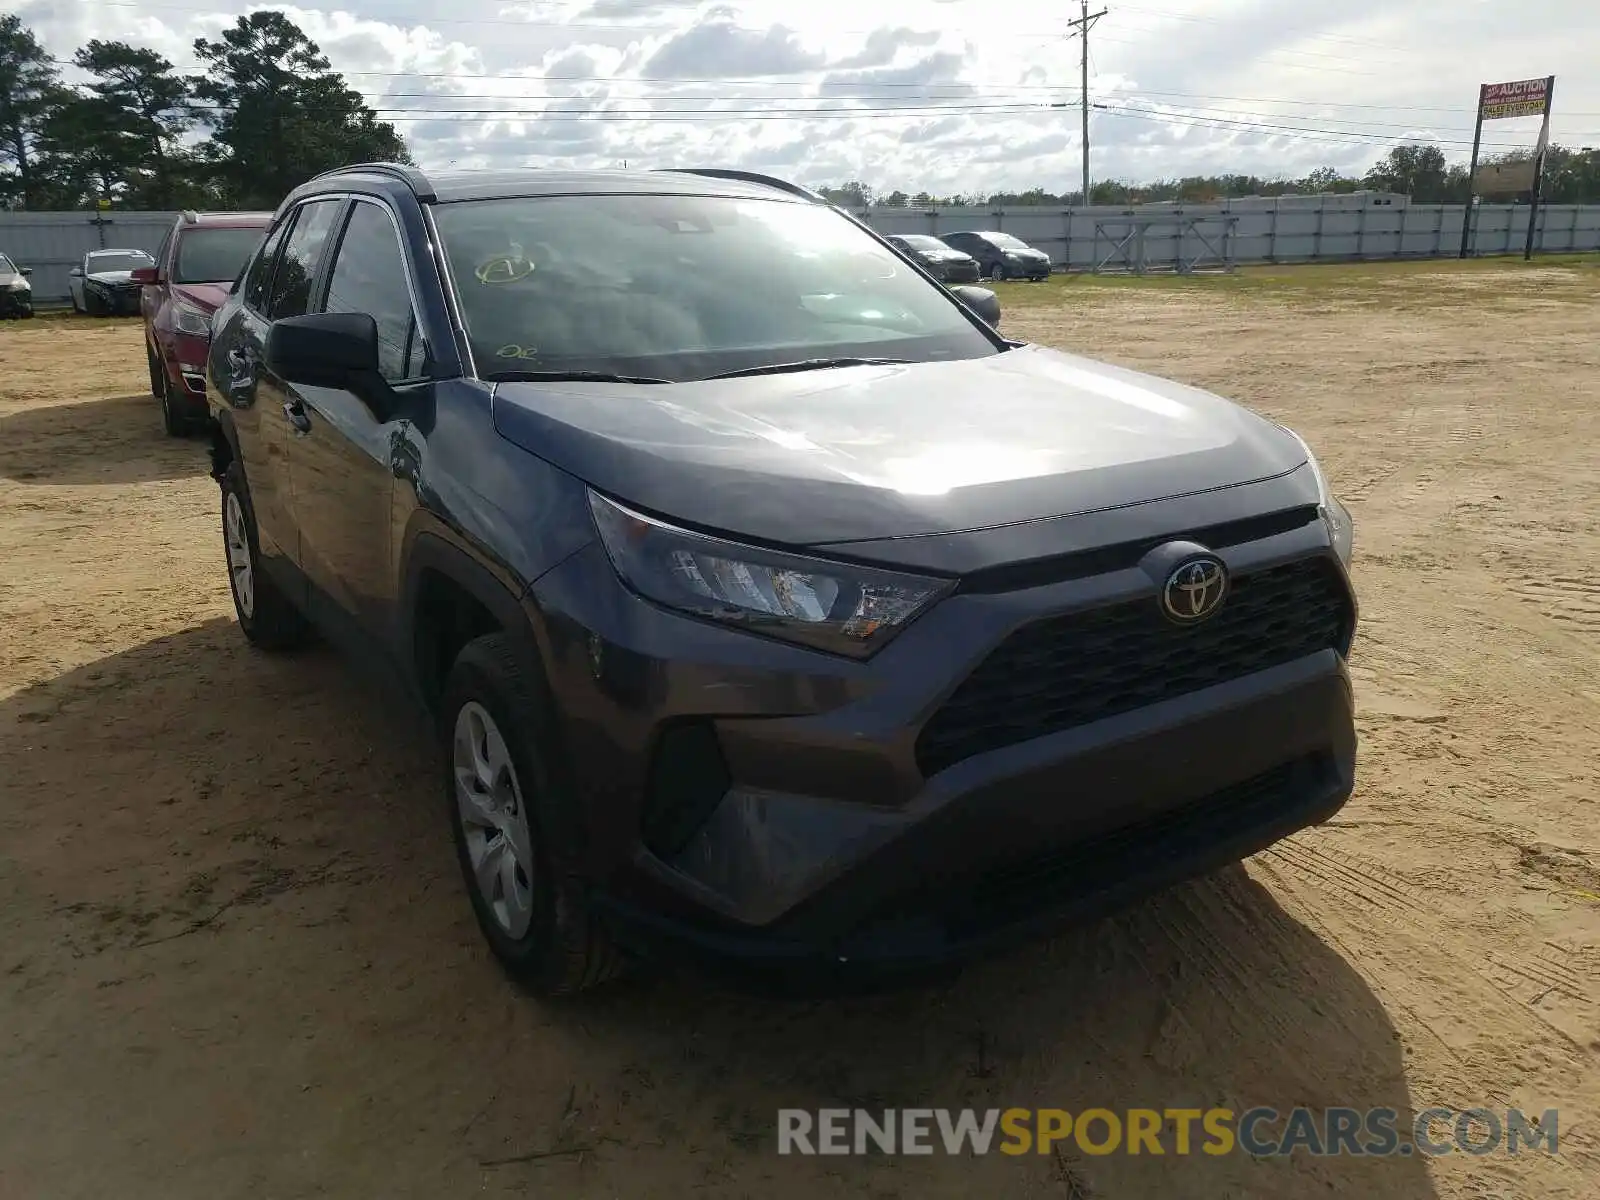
[0,269,26,288]
[490,343,1307,546]
[172,281,230,312]
[86,269,138,285]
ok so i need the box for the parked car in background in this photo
[135,210,273,435]
[941,230,1053,281]
[69,247,156,315]
[0,252,32,318]
[882,234,981,283]
[205,163,1355,996]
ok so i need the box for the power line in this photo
[1090,104,1553,152]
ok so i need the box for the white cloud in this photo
[15,0,1600,193]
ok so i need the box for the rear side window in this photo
[267,199,343,320]
[322,201,426,382]
[243,218,291,311]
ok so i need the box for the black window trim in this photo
[264,195,350,323]
[319,194,433,387]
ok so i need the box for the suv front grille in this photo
[915,557,1351,776]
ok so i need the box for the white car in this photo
[0,251,32,318]
[69,247,155,316]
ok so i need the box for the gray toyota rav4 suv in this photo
[204,163,1356,994]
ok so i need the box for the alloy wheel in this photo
[224,491,255,619]
[453,701,537,938]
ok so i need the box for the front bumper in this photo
[939,259,981,283]
[1004,258,1052,279]
[530,517,1356,986]
[90,284,141,314]
[0,290,31,317]
[157,329,212,409]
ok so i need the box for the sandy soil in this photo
[2,265,1597,1199]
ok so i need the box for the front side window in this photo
[174,226,268,284]
[431,193,998,382]
[268,199,343,320]
[243,218,291,311]
[322,201,425,382]
[86,250,153,274]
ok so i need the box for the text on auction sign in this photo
[1481,78,1550,120]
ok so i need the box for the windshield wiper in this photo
[703,356,911,381]
[483,369,671,385]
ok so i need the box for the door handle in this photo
[283,399,312,433]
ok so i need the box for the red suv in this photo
[135,210,271,434]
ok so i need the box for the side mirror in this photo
[19,266,32,277]
[266,311,380,390]
[130,266,159,285]
[949,284,1001,328]
[70,267,83,278]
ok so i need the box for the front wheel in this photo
[993,262,1010,282]
[220,461,308,650]
[147,345,165,400]
[442,633,622,995]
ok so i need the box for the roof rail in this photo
[309,161,435,201]
[657,168,824,203]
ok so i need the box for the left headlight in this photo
[173,302,211,336]
[588,490,952,659]
[1286,429,1354,567]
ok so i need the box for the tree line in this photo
[823,142,1600,209]
[5,10,1597,215]
[0,11,409,211]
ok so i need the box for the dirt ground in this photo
[2,261,1597,1199]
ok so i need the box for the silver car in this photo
[69,247,155,316]
[0,251,32,318]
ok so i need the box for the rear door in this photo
[286,197,430,653]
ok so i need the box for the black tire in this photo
[441,632,623,995]
[994,262,1010,282]
[220,460,308,650]
[160,374,202,437]
[147,344,165,400]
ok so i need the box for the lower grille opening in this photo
[640,720,731,860]
[937,755,1331,938]
[916,556,1352,776]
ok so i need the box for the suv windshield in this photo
[174,227,265,284]
[432,194,998,382]
[986,233,1029,250]
[87,251,153,273]
[0,254,15,273]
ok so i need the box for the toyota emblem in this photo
[1161,555,1228,624]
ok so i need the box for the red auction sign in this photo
[1481,78,1551,120]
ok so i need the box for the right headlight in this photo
[588,490,952,659]
[1285,429,1353,566]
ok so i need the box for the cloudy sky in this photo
[16,0,1600,194]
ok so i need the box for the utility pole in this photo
[1067,3,1108,206]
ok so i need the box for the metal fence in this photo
[0,209,182,305]
[853,198,1600,273]
[2,198,1598,303]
